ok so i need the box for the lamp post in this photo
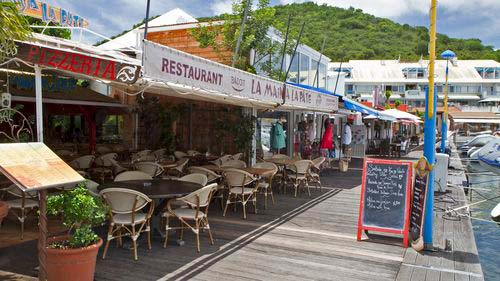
[440,50,456,153]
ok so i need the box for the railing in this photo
[457,105,500,113]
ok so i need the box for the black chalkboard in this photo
[361,162,410,230]
[409,173,428,241]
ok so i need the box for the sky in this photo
[46,0,499,49]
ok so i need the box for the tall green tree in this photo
[190,0,276,71]
[0,2,31,61]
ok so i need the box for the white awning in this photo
[453,118,500,124]
[479,97,500,102]
[389,94,402,99]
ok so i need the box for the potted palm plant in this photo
[46,184,107,281]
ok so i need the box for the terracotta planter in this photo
[0,201,9,225]
[46,236,102,281]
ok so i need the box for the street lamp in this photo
[440,49,456,153]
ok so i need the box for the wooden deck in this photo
[396,144,484,281]
[0,155,484,281]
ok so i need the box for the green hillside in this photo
[270,2,499,61]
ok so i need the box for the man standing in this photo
[342,116,354,157]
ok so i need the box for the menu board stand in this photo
[410,157,432,251]
[357,158,413,247]
[0,143,84,281]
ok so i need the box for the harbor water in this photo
[465,162,500,281]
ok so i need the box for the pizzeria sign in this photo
[15,41,141,84]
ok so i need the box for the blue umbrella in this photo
[440,50,456,59]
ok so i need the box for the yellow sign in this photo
[11,0,89,28]
[0,143,84,191]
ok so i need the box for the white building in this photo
[329,59,500,112]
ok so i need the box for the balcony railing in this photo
[456,105,500,113]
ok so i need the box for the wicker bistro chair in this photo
[100,188,154,260]
[232,153,243,161]
[134,162,164,178]
[152,148,167,160]
[288,160,313,197]
[90,153,119,182]
[174,151,188,160]
[131,150,152,162]
[4,184,39,239]
[209,154,233,167]
[165,158,190,178]
[114,171,153,182]
[271,154,290,159]
[189,167,225,210]
[221,160,247,169]
[187,150,201,156]
[309,157,326,191]
[162,183,218,252]
[252,162,278,209]
[69,155,95,175]
[223,169,257,219]
[179,173,208,186]
[85,180,101,197]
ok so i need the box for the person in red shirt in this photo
[320,119,334,159]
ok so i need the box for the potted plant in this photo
[46,184,108,281]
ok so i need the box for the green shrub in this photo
[47,183,108,248]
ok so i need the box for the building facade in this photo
[329,59,500,113]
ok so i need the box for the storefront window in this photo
[299,53,310,85]
[288,55,299,83]
[310,59,319,87]
[319,63,327,89]
[98,115,123,143]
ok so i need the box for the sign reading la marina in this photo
[144,40,338,112]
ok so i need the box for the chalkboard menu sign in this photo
[357,158,413,247]
[410,173,428,241]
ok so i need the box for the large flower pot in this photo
[46,236,102,281]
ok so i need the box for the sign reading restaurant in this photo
[15,42,141,85]
[144,40,338,112]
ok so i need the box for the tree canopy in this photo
[269,2,499,62]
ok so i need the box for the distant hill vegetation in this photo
[270,2,499,61]
[201,2,499,62]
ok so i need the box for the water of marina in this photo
[465,162,500,281]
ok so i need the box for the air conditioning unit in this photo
[434,153,449,193]
[1,92,11,108]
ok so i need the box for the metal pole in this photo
[35,65,43,142]
[313,36,326,88]
[423,0,438,250]
[38,190,47,281]
[441,59,449,153]
[232,0,250,67]
[333,60,343,94]
[278,14,292,82]
[143,0,151,41]
[34,64,47,281]
[284,22,305,82]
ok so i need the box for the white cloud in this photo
[211,0,234,15]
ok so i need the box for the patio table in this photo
[98,179,203,243]
[98,179,202,199]
[200,165,274,177]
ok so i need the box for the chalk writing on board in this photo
[410,173,427,241]
[362,162,408,230]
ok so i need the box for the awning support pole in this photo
[423,0,438,250]
[35,64,47,281]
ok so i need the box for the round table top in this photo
[98,179,202,199]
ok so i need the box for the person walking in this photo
[320,118,334,162]
[342,116,353,157]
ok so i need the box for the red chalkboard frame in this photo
[356,158,413,247]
